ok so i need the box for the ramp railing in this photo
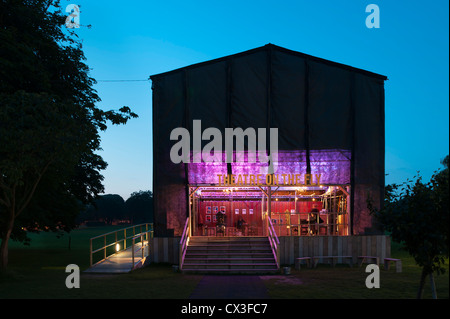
[89,223,153,267]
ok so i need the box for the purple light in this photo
[187,150,351,185]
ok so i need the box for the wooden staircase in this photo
[181,236,279,274]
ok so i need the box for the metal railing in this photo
[179,217,190,270]
[131,231,152,269]
[89,223,153,267]
[268,218,280,270]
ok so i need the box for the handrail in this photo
[131,230,152,269]
[268,218,280,269]
[179,217,190,270]
[90,223,152,241]
[89,223,153,267]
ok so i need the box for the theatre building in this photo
[149,44,389,272]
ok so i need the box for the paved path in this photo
[189,275,270,299]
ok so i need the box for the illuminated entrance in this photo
[189,184,349,237]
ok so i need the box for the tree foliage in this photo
[368,155,449,298]
[78,191,153,225]
[0,0,138,269]
[125,190,153,224]
[83,194,127,224]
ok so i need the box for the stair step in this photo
[187,247,270,251]
[190,236,268,241]
[182,264,278,270]
[186,251,272,254]
[182,268,280,274]
[188,245,271,250]
[185,254,274,259]
[185,258,274,261]
[187,252,272,255]
[181,236,278,274]
[183,264,275,267]
[183,263,277,266]
[188,245,270,247]
[186,252,273,255]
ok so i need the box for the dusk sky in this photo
[67,0,448,199]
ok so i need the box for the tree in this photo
[125,190,153,224]
[368,155,449,298]
[83,194,127,224]
[0,1,138,269]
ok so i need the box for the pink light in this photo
[187,150,351,185]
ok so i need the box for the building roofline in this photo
[149,43,388,81]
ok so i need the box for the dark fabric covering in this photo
[271,49,307,150]
[187,61,228,147]
[308,60,353,150]
[353,73,385,234]
[152,72,187,236]
[151,44,386,236]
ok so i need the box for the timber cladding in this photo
[279,235,390,264]
[148,235,390,265]
[149,237,181,264]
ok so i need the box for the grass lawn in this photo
[0,227,448,299]
[263,240,448,299]
[0,226,201,299]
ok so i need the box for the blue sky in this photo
[67,0,448,199]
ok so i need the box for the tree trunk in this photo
[430,272,437,299]
[0,235,9,270]
[417,268,427,299]
[0,211,15,270]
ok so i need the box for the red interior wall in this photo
[197,200,322,227]
[270,200,322,213]
[198,201,262,228]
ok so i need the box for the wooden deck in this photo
[148,235,390,266]
[84,242,149,274]
[278,235,390,265]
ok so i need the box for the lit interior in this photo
[187,149,350,237]
[189,185,349,237]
